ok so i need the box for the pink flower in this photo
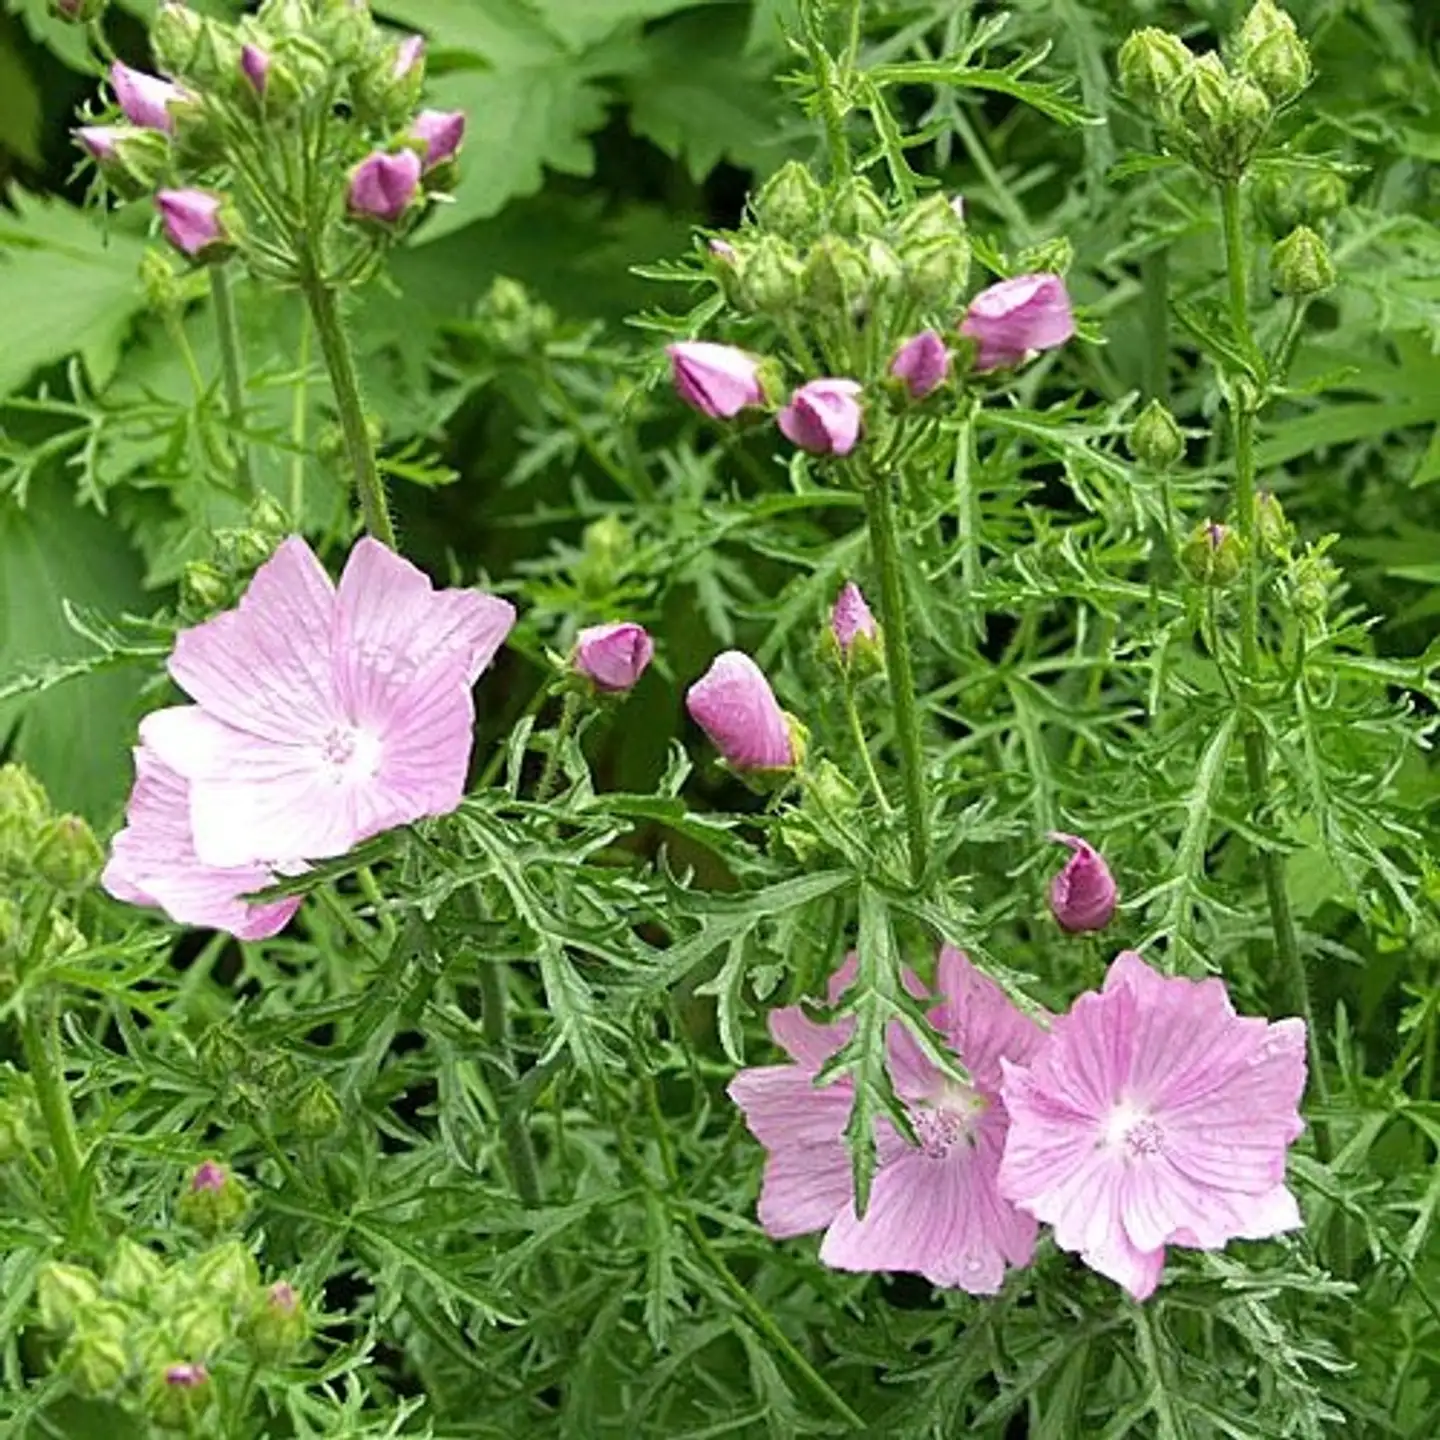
[666,342,764,419]
[410,109,465,170]
[190,1160,228,1193]
[573,622,654,693]
[999,950,1307,1301]
[75,125,121,161]
[960,273,1075,372]
[240,43,270,96]
[131,536,515,871]
[102,747,300,940]
[778,379,863,456]
[686,651,798,771]
[165,1362,208,1388]
[831,581,877,658]
[111,61,184,133]
[1047,831,1117,932]
[890,331,950,398]
[347,149,422,223]
[729,948,1046,1293]
[156,189,226,258]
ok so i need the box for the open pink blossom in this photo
[999,950,1307,1301]
[730,947,1046,1294]
[1047,831,1117,932]
[666,342,764,419]
[960,273,1075,372]
[102,747,300,940]
[110,61,184,133]
[133,536,515,872]
[686,651,797,771]
[777,378,863,456]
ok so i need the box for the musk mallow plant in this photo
[6,0,1440,1434]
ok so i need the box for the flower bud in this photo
[37,1262,101,1333]
[1175,55,1272,177]
[1047,832,1118,933]
[156,189,233,262]
[353,34,425,126]
[66,1302,131,1396]
[960,273,1075,372]
[148,1361,212,1431]
[311,0,378,65]
[889,330,950,400]
[1286,544,1339,620]
[409,109,466,172]
[1271,224,1335,295]
[1117,28,1193,113]
[240,42,271,95]
[0,763,48,875]
[666,342,765,419]
[50,0,108,24]
[74,124,171,199]
[290,1075,344,1138]
[1255,489,1293,556]
[177,1160,248,1235]
[686,652,802,773]
[778,378,864,457]
[170,1299,230,1357]
[862,236,905,301]
[574,515,633,596]
[1181,520,1244,585]
[1236,1,1311,104]
[475,275,555,355]
[104,1239,165,1304]
[1300,169,1348,221]
[737,234,802,314]
[0,1084,34,1165]
[1129,399,1185,471]
[902,234,972,307]
[151,3,204,74]
[243,1280,309,1360]
[193,1239,262,1309]
[573,622,654,694]
[828,581,884,677]
[801,234,870,315]
[1017,236,1074,277]
[347,148,422,225]
[32,814,103,891]
[753,160,824,239]
[110,61,186,133]
[829,176,887,236]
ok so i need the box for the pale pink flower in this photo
[574,622,654,693]
[778,379,863,456]
[960,273,1075,372]
[1047,831,1118,932]
[102,747,299,940]
[686,651,797,771]
[134,536,515,870]
[666,342,764,419]
[409,109,466,170]
[110,61,184,133]
[890,331,950,398]
[156,189,226,258]
[347,149,422,223]
[730,948,1045,1293]
[999,950,1307,1301]
[831,581,877,659]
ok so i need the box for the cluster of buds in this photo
[1118,1,1311,179]
[0,762,104,893]
[34,1220,307,1429]
[74,1,464,276]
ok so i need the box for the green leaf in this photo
[0,190,149,399]
[534,0,725,50]
[4,0,91,71]
[0,25,41,166]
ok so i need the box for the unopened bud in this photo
[827,581,884,677]
[148,1360,212,1431]
[1300,169,1347,220]
[105,1239,165,1304]
[753,161,824,239]
[1175,54,1272,178]
[1236,1,1311,104]
[1129,399,1185,471]
[1117,27,1193,113]
[32,814,104,891]
[74,125,170,200]
[902,234,971,307]
[170,1300,229,1357]
[1271,224,1334,295]
[0,1074,34,1164]
[1287,544,1339,619]
[1255,489,1293,555]
[37,1262,101,1333]
[193,1240,262,1309]
[244,1280,309,1359]
[1181,519,1244,585]
[737,235,802,314]
[177,1160,248,1235]
[802,234,869,314]
[352,34,425,128]
[290,1076,344,1138]
[150,3,206,76]
[829,176,887,236]
[862,236,905,302]
[66,1302,131,1396]
[0,764,48,875]
[577,515,633,596]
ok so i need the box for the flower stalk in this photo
[209,265,256,495]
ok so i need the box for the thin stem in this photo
[300,265,396,548]
[1218,181,1332,1147]
[209,266,257,495]
[290,307,312,524]
[843,682,892,814]
[536,691,582,803]
[863,472,930,885]
[844,0,864,71]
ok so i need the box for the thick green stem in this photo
[209,266,256,495]
[864,473,930,885]
[300,268,396,548]
[1218,181,1331,1142]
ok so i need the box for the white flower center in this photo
[317,724,383,782]
[909,1084,987,1159]
[1103,1100,1165,1161]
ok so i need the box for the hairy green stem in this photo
[1218,180,1331,1141]
[209,266,256,495]
[536,691,582,803]
[290,308,312,524]
[300,268,396,548]
[864,473,929,885]
[803,4,850,177]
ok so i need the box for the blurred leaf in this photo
[4,0,90,71]
[534,0,726,49]
[0,26,41,166]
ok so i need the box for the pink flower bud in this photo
[1047,832,1117,933]
[75,125,121,161]
[960,272,1075,372]
[778,378,863,456]
[889,330,950,398]
[410,109,466,170]
[666,342,764,419]
[573,622,654,693]
[156,189,226,258]
[709,237,736,261]
[110,61,184,133]
[240,43,270,95]
[831,581,877,658]
[394,34,425,79]
[686,651,798,771]
[165,1362,208,1388]
[347,149,422,223]
[191,1159,227,1193]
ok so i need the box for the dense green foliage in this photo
[1,1,1439,1436]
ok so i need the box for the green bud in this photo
[1181,519,1244,586]
[1175,54,1272,178]
[177,1161,249,1236]
[575,515,633,598]
[753,161,825,240]
[192,1240,262,1310]
[66,1302,132,1396]
[105,1239,166,1305]
[290,1076,344,1139]
[894,193,964,248]
[1249,170,1301,235]
[902,233,971,308]
[1255,490,1294,556]
[180,561,232,616]
[213,523,276,575]
[170,1299,231,1357]
[0,1074,34,1164]
[801,234,870,314]
[139,248,186,315]
[1287,544,1339,619]
[0,764,48,877]
[1236,1,1311,104]
[1016,236,1073,277]
[44,913,87,961]
[1129,400,1186,471]
[243,1280,309,1359]
[1117,27,1193,113]
[829,176,888,236]
[862,236,906,302]
[255,0,312,38]
[37,1262,101,1333]
[32,814,104,892]
[311,0,377,68]
[737,235,802,314]
[83,127,171,202]
[475,275,555,356]
[150,2,207,77]
[352,35,425,129]
[1271,224,1335,295]
[1300,169,1348,221]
